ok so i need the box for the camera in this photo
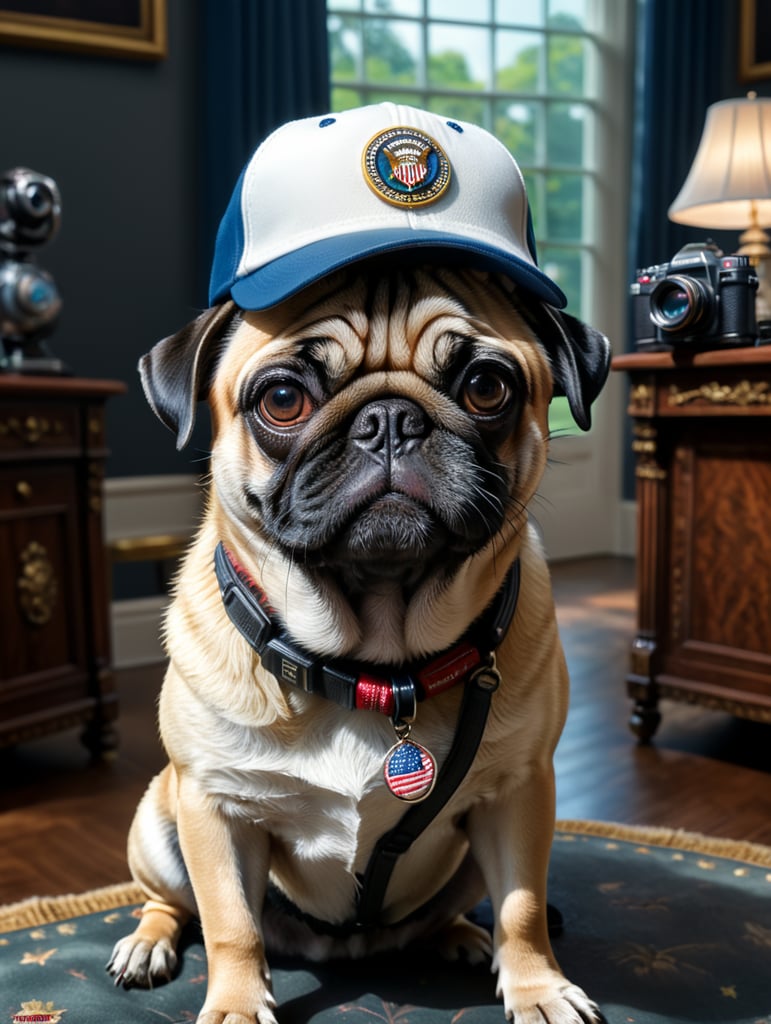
[0,167,67,374]
[630,242,758,351]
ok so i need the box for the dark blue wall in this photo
[0,0,208,478]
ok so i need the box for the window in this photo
[327,0,619,436]
[327,0,632,556]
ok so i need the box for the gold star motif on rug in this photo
[720,984,738,999]
[20,948,58,966]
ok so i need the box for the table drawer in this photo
[0,401,81,454]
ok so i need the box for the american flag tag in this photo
[383,737,436,802]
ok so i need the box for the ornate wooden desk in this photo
[612,347,771,741]
[0,375,125,754]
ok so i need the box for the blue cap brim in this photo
[223,229,567,311]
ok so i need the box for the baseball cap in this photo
[209,102,567,311]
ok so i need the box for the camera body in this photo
[631,242,758,351]
[0,167,65,373]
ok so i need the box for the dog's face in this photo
[208,267,553,591]
[140,264,608,658]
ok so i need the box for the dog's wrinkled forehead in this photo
[220,267,538,384]
[138,264,610,450]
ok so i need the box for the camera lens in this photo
[0,168,61,251]
[657,287,689,322]
[19,181,54,219]
[650,275,711,334]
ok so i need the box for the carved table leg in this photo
[629,698,662,743]
[81,718,120,760]
[627,412,668,742]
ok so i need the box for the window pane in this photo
[541,245,582,314]
[427,94,487,125]
[496,29,542,93]
[366,0,422,15]
[370,89,425,107]
[428,0,491,21]
[548,397,578,436]
[365,18,421,85]
[545,172,584,240]
[494,99,539,166]
[330,0,361,10]
[332,87,364,110]
[496,0,544,28]
[548,0,587,30]
[329,14,363,81]
[428,24,489,90]
[546,102,585,166]
[547,33,585,94]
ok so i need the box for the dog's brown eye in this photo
[462,370,512,416]
[258,383,314,426]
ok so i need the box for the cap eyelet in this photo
[446,121,463,133]
[319,117,337,128]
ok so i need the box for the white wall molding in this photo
[111,595,169,668]
[104,473,203,542]
[107,474,202,668]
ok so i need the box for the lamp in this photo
[668,91,771,326]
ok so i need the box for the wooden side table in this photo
[0,374,126,755]
[612,347,771,741]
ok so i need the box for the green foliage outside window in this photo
[328,4,591,435]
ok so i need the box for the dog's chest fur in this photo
[158,531,561,929]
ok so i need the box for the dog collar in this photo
[214,540,519,724]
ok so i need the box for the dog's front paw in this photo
[499,977,604,1024]
[197,1012,277,1024]
[107,933,177,988]
[434,914,493,964]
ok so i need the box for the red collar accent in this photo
[214,541,518,721]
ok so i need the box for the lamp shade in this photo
[668,95,771,228]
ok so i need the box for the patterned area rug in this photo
[1,821,770,1024]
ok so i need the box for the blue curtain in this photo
[628,0,737,285]
[621,0,738,499]
[197,0,331,305]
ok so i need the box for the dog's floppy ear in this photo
[139,301,237,450]
[527,304,611,431]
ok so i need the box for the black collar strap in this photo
[214,540,519,721]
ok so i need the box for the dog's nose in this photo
[350,398,429,461]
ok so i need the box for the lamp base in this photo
[738,224,771,330]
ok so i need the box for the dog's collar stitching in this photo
[214,541,519,717]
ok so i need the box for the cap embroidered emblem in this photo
[363,126,451,207]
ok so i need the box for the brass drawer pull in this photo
[16,480,33,500]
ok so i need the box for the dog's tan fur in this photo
[109,268,605,1024]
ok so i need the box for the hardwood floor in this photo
[1,556,769,906]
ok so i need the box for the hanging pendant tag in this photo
[383,736,436,802]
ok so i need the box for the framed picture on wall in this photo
[0,0,166,60]
[740,0,771,81]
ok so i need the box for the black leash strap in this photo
[355,659,501,928]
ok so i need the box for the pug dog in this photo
[108,105,611,1024]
